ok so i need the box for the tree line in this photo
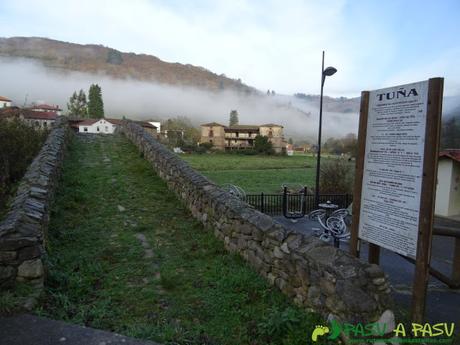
[441,116,460,149]
[322,133,358,157]
[67,84,104,118]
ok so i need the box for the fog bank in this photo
[0,57,360,141]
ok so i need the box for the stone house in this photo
[200,122,286,153]
[0,107,56,129]
[23,110,58,129]
[435,149,460,217]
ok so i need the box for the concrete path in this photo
[275,216,460,324]
[0,314,161,345]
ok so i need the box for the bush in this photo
[0,119,48,211]
[199,142,213,151]
[319,158,354,194]
[254,135,274,155]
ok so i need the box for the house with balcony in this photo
[200,122,286,153]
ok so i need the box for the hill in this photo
[0,36,256,94]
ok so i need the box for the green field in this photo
[182,153,319,194]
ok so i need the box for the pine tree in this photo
[229,110,239,126]
[87,84,104,119]
[67,89,87,117]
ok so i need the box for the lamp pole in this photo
[314,51,337,207]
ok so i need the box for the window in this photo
[84,127,88,132]
[236,132,239,138]
[105,126,108,132]
[209,130,214,137]
[268,130,273,138]
[97,126,100,132]
[44,122,47,127]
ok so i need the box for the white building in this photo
[78,118,119,134]
[435,150,460,217]
[0,96,12,108]
[148,121,161,133]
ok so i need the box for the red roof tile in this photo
[0,96,12,102]
[77,119,99,126]
[76,118,123,126]
[30,104,61,111]
[23,111,58,120]
[439,150,460,163]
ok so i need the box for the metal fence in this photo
[243,192,352,216]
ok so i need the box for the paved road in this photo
[275,216,460,325]
[0,314,161,345]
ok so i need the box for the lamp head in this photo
[323,66,337,77]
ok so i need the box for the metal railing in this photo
[243,190,352,216]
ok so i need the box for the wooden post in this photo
[411,78,444,323]
[350,91,370,258]
[368,244,380,265]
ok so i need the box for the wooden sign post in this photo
[350,78,444,323]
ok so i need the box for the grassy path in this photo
[38,134,331,345]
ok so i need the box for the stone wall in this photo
[120,121,393,323]
[0,117,71,300]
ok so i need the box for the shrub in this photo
[254,135,274,155]
[0,119,48,211]
[199,142,213,151]
[319,158,354,194]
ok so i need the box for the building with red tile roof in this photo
[0,96,13,108]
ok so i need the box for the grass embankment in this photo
[182,154,318,194]
[38,134,332,345]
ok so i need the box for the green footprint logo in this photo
[311,325,330,342]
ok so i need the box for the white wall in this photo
[149,121,161,133]
[449,161,460,216]
[435,160,452,216]
[79,119,116,134]
[435,159,460,217]
[1,100,12,107]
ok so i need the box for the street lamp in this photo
[315,51,337,207]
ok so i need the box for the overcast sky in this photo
[1,0,460,97]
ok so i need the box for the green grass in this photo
[0,282,38,315]
[37,134,333,345]
[182,153,316,171]
[182,153,320,194]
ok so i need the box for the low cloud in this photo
[0,57,359,141]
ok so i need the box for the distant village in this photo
[0,94,160,136]
[0,94,315,155]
